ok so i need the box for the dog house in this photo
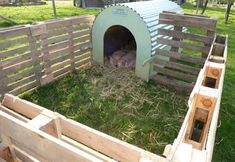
[92,0,182,81]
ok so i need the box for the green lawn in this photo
[0,2,234,161]
[0,1,99,27]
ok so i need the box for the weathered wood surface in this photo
[159,12,217,31]
[0,94,169,162]
[153,12,218,92]
[0,15,95,99]
[163,34,227,162]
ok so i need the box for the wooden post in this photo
[0,62,7,101]
[52,0,57,18]
[68,21,76,71]
[28,34,41,88]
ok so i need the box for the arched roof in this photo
[92,0,182,81]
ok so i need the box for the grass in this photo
[0,1,99,27]
[0,1,235,161]
[21,65,188,154]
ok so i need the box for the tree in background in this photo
[225,0,233,23]
[201,0,209,14]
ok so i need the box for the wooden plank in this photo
[3,65,41,85]
[46,41,70,52]
[73,29,90,38]
[202,30,215,58]
[74,57,91,67]
[45,59,71,74]
[43,47,70,61]
[158,29,213,44]
[73,42,91,51]
[156,49,206,65]
[1,52,33,68]
[159,13,217,31]
[3,59,34,74]
[152,75,194,91]
[74,52,92,63]
[62,136,117,162]
[59,117,166,162]
[46,15,92,29]
[47,28,68,38]
[71,15,95,25]
[30,24,47,37]
[154,59,200,75]
[0,105,30,122]
[73,35,90,44]
[47,54,71,67]
[28,34,41,87]
[52,65,71,78]
[72,24,91,32]
[157,38,210,54]
[46,19,72,29]
[0,46,31,59]
[0,111,103,162]
[168,25,182,66]
[0,37,29,49]
[7,75,36,91]
[154,66,197,82]
[44,34,70,45]
[0,27,30,39]
[13,146,40,162]
[10,81,37,96]
[67,25,76,71]
[2,94,43,119]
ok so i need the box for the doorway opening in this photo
[104,25,137,70]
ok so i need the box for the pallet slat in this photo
[159,13,217,31]
[0,37,30,49]
[157,38,210,54]
[154,59,200,75]
[152,75,194,91]
[158,29,213,44]
[154,66,197,82]
[156,49,205,65]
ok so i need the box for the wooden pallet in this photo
[152,12,218,92]
[163,34,227,162]
[0,94,168,162]
[0,15,94,100]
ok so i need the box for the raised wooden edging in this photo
[0,15,95,100]
[163,34,227,162]
[0,94,168,162]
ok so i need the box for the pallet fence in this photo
[163,34,227,162]
[0,33,228,162]
[152,12,217,92]
[0,12,228,162]
[0,15,95,99]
